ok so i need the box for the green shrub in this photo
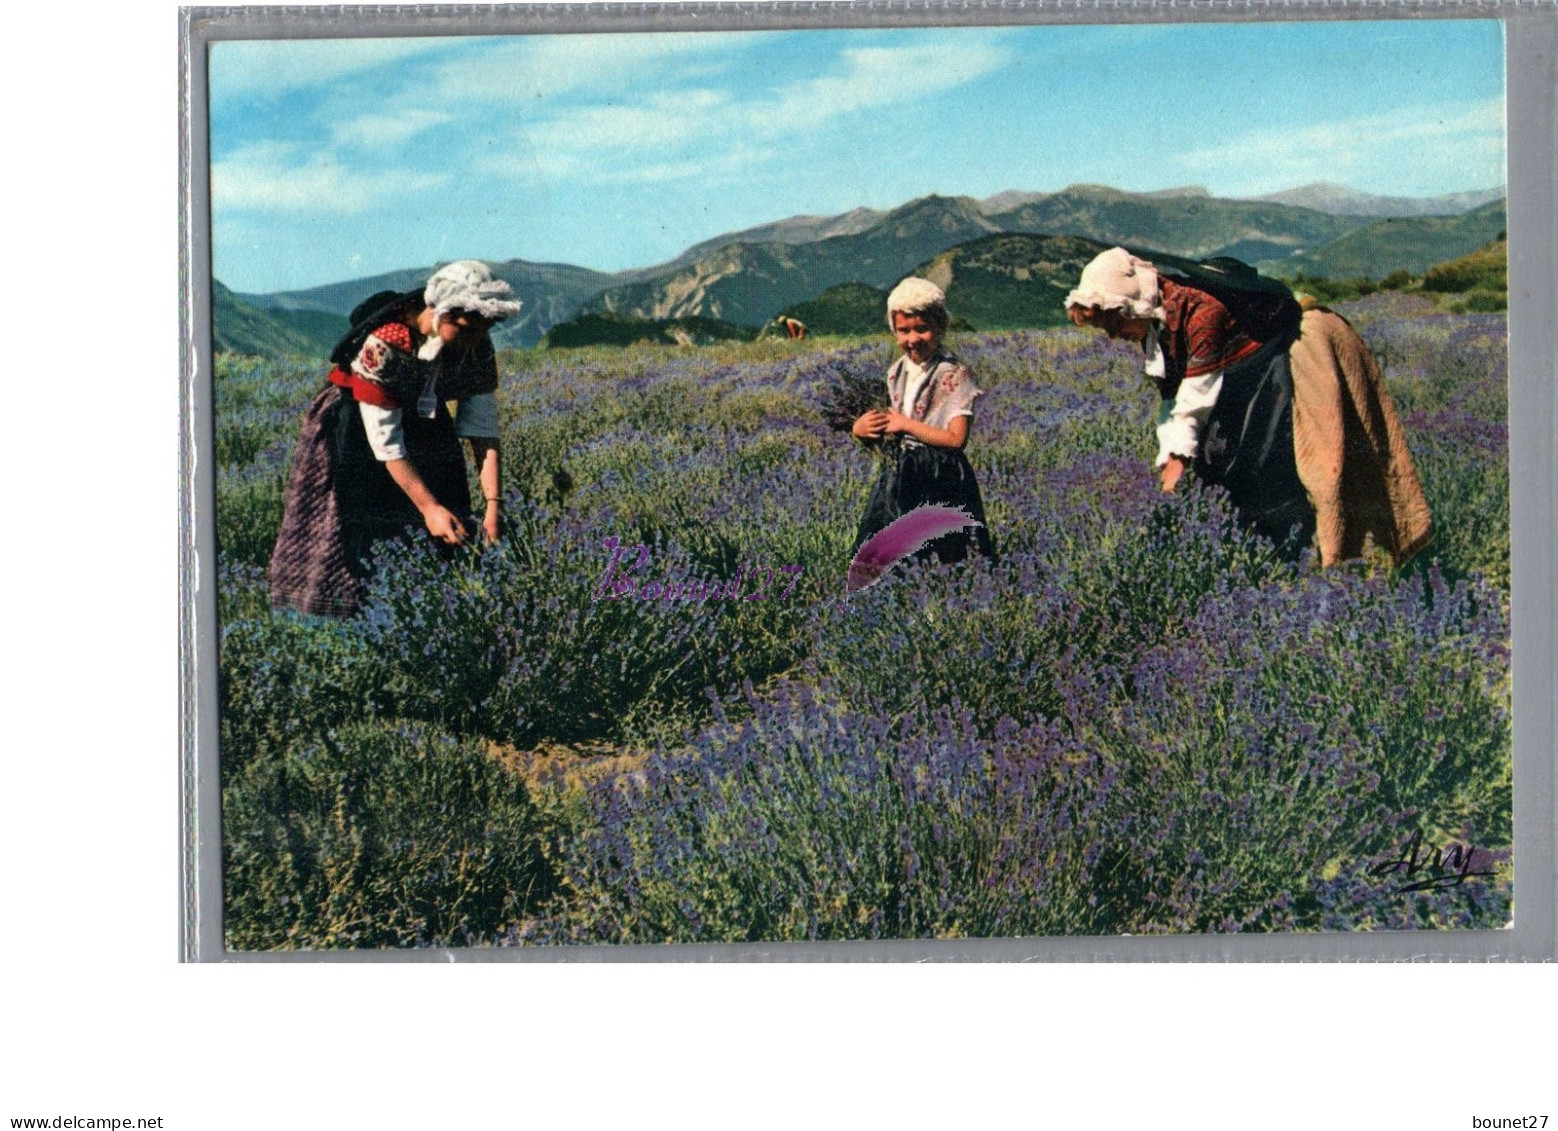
[219,613,384,773]
[223,719,553,949]
[1450,290,1506,314]
[215,476,286,568]
[1422,241,1507,295]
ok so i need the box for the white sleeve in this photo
[1153,370,1223,468]
[453,392,499,439]
[359,401,407,462]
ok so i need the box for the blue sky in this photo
[209,20,1506,293]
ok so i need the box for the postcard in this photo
[183,9,1550,958]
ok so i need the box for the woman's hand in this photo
[882,410,914,435]
[852,410,889,440]
[466,438,501,542]
[423,505,468,545]
[1160,455,1188,493]
[386,457,466,543]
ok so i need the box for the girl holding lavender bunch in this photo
[848,278,994,568]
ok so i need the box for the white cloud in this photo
[415,32,768,107]
[505,141,781,188]
[1177,98,1506,196]
[500,34,1014,187]
[215,30,1020,200]
[523,88,730,154]
[330,109,454,148]
[212,142,449,213]
[210,38,455,101]
[772,40,1011,128]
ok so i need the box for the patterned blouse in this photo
[886,350,983,441]
[328,321,498,461]
[1157,278,1262,386]
[1148,279,1263,468]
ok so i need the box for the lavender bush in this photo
[1060,566,1510,933]
[359,503,731,747]
[521,683,1114,943]
[214,311,1512,945]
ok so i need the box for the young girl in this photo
[268,260,523,617]
[851,277,994,567]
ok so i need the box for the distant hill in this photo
[979,184,1211,213]
[585,195,1003,327]
[270,308,348,355]
[984,184,1366,265]
[214,281,331,357]
[584,242,847,329]
[914,233,1111,331]
[1260,200,1508,279]
[540,311,755,349]
[238,266,430,317]
[1247,182,1505,218]
[1420,238,1507,312]
[224,181,1509,357]
[621,207,886,283]
[586,187,1366,328]
[239,258,621,348]
[775,283,890,337]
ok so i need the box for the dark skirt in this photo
[267,385,472,617]
[1196,338,1317,559]
[853,442,995,567]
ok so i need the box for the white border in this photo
[179,2,1557,964]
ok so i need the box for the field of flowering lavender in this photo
[214,293,1512,948]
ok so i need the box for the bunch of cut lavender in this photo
[816,359,898,459]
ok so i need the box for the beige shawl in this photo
[1288,308,1433,566]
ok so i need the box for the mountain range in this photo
[1259,200,1506,279]
[1246,182,1505,217]
[236,259,617,351]
[220,182,1505,356]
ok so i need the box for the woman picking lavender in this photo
[268,260,523,617]
[1065,247,1430,565]
[849,278,994,574]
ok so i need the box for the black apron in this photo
[853,442,995,566]
[1195,336,1316,557]
[330,393,474,580]
[1143,254,1316,558]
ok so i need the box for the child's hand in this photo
[852,410,889,440]
[882,410,914,435]
[481,506,500,542]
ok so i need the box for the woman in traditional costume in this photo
[1065,247,1431,565]
[268,260,522,617]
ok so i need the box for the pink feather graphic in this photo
[847,505,983,592]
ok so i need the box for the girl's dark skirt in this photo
[268,385,472,618]
[853,441,995,566]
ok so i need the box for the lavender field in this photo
[215,294,1512,948]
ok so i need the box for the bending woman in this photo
[268,260,523,617]
[1065,248,1431,565]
